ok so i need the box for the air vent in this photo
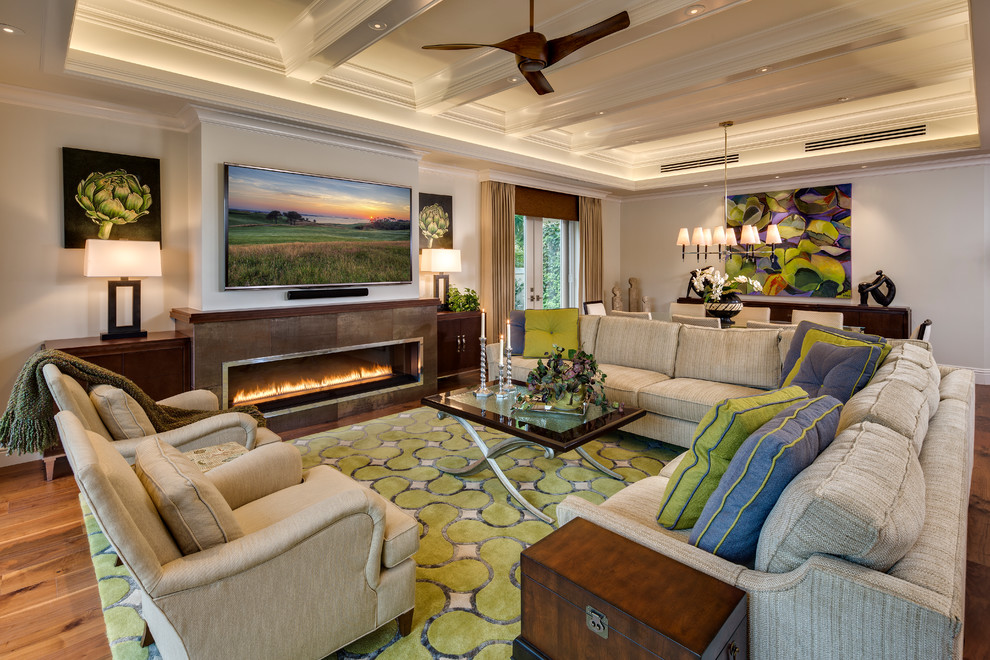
[660,153,739,173]
[805,125,926,152]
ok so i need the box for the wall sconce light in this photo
[420,248,461,310]
[84,239,162,340]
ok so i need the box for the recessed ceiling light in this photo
[685,5,706,16]
[596,111,606,116]
[508,76,520,83]
[757,66,771,73]
[861,165,868,169]
[837,96,851,102]
[0,24,24,36]
[368,21,387,31]
[774,175,780,179]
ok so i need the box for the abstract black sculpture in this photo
[858,270,896,307]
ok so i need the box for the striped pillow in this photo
[657,386,809,530]
[689,395,842,563]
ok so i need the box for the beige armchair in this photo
[43,363,279,467]
[55,410,418,660]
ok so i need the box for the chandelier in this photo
[676,120,781,261]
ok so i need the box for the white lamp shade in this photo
[702,228,713,246]
[765,223,782,244]
[420,248,461,273]
[676,227,691,246]
[725,228,737,246]
[84,240,162,278]
[740,225,760,245]
[691,227,705,245]
[712,226,726,245]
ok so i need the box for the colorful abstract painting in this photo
[725,184,852,298]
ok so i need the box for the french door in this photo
[514,215,579,310]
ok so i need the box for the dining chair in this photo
[672,314,721,328]
[733,306,771,326]
[746,320,795,329]
[668,302,705,320]
[913,319,933,341]
[790,309,844,328]
[583,300,607,316]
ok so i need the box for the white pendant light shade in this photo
[676,227,691,246]
[691,227,705,245]
[712,226,726,245]
[740,225,759,245]
[703,228,713,246]
[725,228,737,246]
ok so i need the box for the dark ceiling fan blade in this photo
[547,11,630,65]
[493,31,549,66]
[422,43,491,50]
[522,69,554,95]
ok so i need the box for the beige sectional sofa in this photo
[512,316,975,659]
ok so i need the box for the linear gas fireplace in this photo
[222,338,422,417]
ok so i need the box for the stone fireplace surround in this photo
[170,299,438,433]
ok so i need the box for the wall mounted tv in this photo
[223,164,413,290]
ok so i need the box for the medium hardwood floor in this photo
[1,378,988,659]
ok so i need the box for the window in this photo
[514,215,579,310]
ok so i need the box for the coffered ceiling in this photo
[2,0,987,192]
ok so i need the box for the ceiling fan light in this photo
[518,59,546,72]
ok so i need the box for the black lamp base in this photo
[102,279,147,341]
[433,273,451,311]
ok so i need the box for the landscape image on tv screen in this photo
[224,164,413,289]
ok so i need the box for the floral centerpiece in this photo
[690,270,763,327]
[517,345,620,412]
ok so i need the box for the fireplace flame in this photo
[232,364,393,406]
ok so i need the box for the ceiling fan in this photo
[422,0,630,95]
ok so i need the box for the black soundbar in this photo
[286,288,369,300]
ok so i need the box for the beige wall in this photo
[417,164,481,298]
[619,162,990,373]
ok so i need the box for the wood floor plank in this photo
[0,583,104,656]
[0,522,88,574]
[0,549,93,596]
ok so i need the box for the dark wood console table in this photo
[676,297,912,338]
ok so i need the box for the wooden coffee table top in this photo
[422,383,645,453]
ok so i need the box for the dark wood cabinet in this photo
[676,297,912,338]
[437,311,482,378]
[515,518,748,660]
[42,331,192,401]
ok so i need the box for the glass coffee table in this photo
[421,383,646,523]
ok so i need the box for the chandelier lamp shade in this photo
[84,239,162,340]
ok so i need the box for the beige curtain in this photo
[579,196,603,304]
[480,180,515,339]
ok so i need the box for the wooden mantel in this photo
[170,298,440,324]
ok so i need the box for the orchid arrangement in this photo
[692,269,763,303]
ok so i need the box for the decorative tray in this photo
[511,397,589,417]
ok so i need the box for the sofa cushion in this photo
[873,345,940,412]
[637,378,764,423]
[523,308,579,358]
[135,437,244,555]
[89,385,156,440]
[690,396,842,563]
[657,386,809,530]
[674,326,783,389]
[785,341,885,403]
[837,374,930,453]
[509,310,525,356]
[593,317,680,376]
[578,314,601,354]
[781,322,889,387]
[597,364,669,407]
[755,421,925,573]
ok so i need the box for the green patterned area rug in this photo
[83,406,678,659]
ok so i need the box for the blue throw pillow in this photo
[689,395,843,564]
[780,321,888,387]
[787,341,884,403]
[509,310,525,356]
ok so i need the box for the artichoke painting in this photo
[75,169,154,239]
[418,202,450,248]
[725,184,852,298]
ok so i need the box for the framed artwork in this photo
[62,147,162,248]
[724,184,851,298]
[418,193,452,250]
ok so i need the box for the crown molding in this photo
[478,169,612,199]
[0,82,191,131]
[419,162,478,179]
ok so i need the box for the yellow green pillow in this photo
[657,386,809,530]
[523,308,579,358]
[782,327,891,387]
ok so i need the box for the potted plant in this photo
[446,286,480,312]
[691,270,763,326]
[517,345,620,412]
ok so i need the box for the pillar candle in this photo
[499,334,505,366]
[505,319,511,352]
[480,309,486,337]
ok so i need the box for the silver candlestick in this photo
[476,336,492,397]
[497,345,513,398]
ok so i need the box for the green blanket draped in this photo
[0,349,266,455]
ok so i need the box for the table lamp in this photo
[84,239,162,340]
[420,248,461,310]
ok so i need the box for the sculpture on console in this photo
[611,285,623,311]
[857,270,896,307]
[628,278,643,312]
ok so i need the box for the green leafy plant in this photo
[447,286,480,312]
[75,169,153,239]
[517,345,620,411]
